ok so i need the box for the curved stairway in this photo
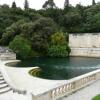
[0,72,12,94]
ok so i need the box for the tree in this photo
[42,0,56,9]
[1,4,9,9]
[24,0,29,10]
[92,0,96,5]
[12,1,17,8]
[64,0,69,8]
[63,12,81,27]
[21,17,57,53]
[0,20,29,45]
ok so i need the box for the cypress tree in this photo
[92,0,96,5]
[24,0,29,10]
[64,0,69,8]
[12,1,17,8]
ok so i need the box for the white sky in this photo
[0,0,100,9]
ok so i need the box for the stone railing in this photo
[32,69,100,100]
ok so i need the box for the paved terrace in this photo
[0,60,100,100]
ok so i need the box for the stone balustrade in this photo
[51,70,100,100]
[32,69,100,100]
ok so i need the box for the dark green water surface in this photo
[8,57,100,80]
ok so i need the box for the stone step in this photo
[0,75,3,77]
[0,80,5,83]
[0,84,9,89]
[0,73,2,75]
[0,87,12,94]
[0,75,2,77]
[0,78,4,81]
[0,84,8,88]
[0,77,4,80]
[0,81,6,85]
[0,72,13,94]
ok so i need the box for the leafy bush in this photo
[9,35,31,59]
[48,45,70,57]
[51,32,67,45]
[48,32,70,57]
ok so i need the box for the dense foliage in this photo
[9,35,31,59]
[48,32,70,57]
[0,1,100,58]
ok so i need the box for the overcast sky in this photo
[0,0,100,9]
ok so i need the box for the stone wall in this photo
[0,53,16,60]
[70,47,100,57]
[69,33,100,57]
[0,46,16,60]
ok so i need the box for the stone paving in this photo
[0,91,32,100]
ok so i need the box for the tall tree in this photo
[42,0,56,9]
[64,0,69,8]
[92,0,96,5]
[24,0,29,10]
[12,1,17,8]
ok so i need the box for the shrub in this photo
[9,35,31,59]
[51,32,67,45]
[48,45,70,57]
[48,32,70,57]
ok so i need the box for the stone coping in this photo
[69,33,100,35]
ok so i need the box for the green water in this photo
[8,57,100,80]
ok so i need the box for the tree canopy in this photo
[42,0,56,9]
[12,1,17,9]
[0,1,100,58]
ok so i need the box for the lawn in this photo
[92,94,100,100]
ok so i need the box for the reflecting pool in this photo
[8,57,100,80]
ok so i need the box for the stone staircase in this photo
[0,71,12,94]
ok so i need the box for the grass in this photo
[92,94,100,100]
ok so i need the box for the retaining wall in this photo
[69,33,100,57]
